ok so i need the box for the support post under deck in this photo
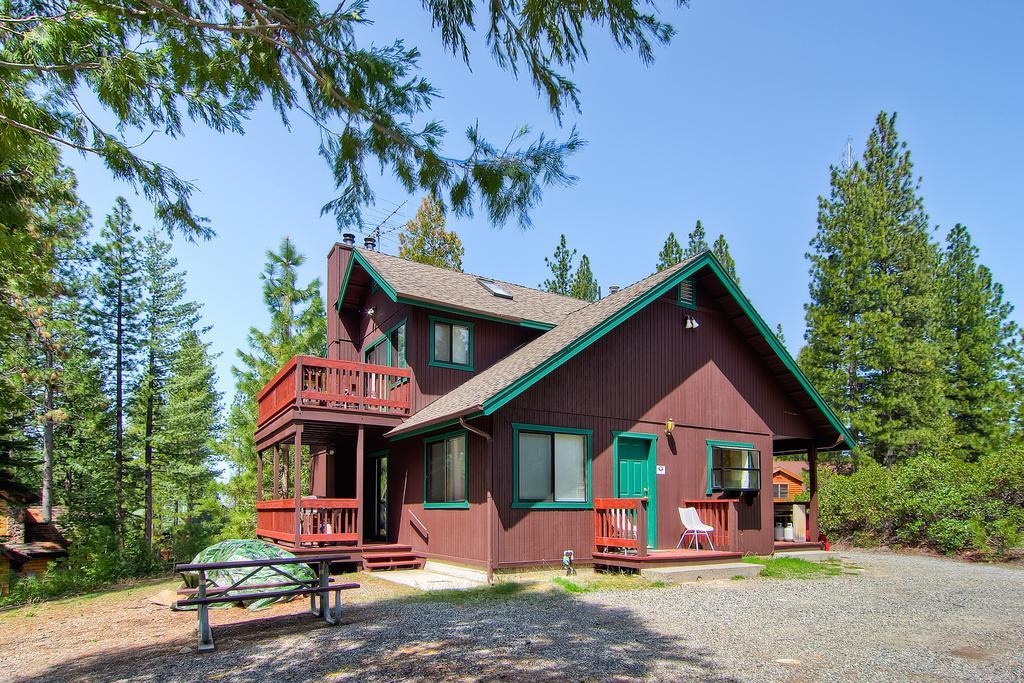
[294,426,303,547]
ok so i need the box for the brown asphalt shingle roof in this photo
[354,248,588,326]
[387,254,702,436]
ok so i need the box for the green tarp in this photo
[179,539,316,611]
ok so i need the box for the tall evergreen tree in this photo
[224,238,325,536]
[939,224,1021,459]
[133,229,201,544]
[712,234,739,284]
[398,196,465,271]
[570,254,600,302]
[88,198,145,540]
[802,111,951,464]
[684,220,709,257]
[542,235,577,296]
[158,331,222,553]
[656,232,684,272]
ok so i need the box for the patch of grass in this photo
[741,555,845,579]
[730,575,746,581]
[552,573,667,593]
[407,580,529,605]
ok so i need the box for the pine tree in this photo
[88,198,145,540]
[656,232,684,272]
[542,235,577,296]
[133,229,201,544]
[775,323,786,346]
[224,238,325,536]
[803,111,951,464]
[0,138,88,515]
[159,331,222,555]
[684,220,709,257]
[570,254,600,302]
[398,196,465,271]
[2,2,681,235]
[939,224,1020,459]
[712,234,739,284]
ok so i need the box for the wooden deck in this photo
[593,548,742,571]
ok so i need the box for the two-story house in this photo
[253,238,852,576]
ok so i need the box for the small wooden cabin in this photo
[252,243,853,574]
[0,481,69,592]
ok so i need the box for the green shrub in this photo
[0,526,167,607]
[819,449,1023,559]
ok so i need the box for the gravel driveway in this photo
[6,550,1023,682]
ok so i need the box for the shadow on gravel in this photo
[24,589,737,682]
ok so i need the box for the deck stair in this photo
[361,544,423,571]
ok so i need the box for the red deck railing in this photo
[683,499,733,549]
[255,498,359,546]
[594,498,648,557]
[256,356,412,426]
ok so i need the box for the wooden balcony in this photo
[256,356,412,431]
[255,498,359,547]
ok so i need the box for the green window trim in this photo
[705,439,758,495]
[428,315,474,371]
[423,429,470,509]
[676,277,697,309]
[363,319,408,368]
[512,423,593,510]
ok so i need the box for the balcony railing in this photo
[256,356,412,426]
[255,498,359,546]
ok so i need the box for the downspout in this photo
[460,416,495,583]
[460,416,491,443]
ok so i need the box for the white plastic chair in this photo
[677,507,716,550]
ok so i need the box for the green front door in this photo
[614,434,657,548]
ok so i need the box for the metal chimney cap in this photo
[608,285,620,294]
[363,236,377,250]
[342,233,356,245]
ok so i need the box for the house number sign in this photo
[656,465,667,475]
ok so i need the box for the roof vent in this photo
[478,278,513,299]
[608,285,620,295]
[363,236,377,250]
[342,233,355,245]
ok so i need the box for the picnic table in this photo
[174,552,357,652]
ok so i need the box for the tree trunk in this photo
[41,346,55,523]
[144,346,156,546]
[114,269,125,546]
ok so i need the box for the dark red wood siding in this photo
[487,288,816,565]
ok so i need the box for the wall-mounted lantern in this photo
[665,417,675,435]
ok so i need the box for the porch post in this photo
[256,450,263,501]
[272,444,280,499]
[294,427,303,547]
[808,442,819,543]
[355,425,365,546]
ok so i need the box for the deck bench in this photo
[174,552,356,652]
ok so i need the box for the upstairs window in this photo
[773,483,789,499]
[677,278,696,309]
[707,441,761,493]
[430,316,473,370]
[424,431,468,508]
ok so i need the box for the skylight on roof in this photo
[478,278,513,299]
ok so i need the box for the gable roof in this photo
[774,460,809,479]
[387,251,856,451]
[339,247,587,328]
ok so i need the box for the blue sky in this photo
[65,1,1024,401]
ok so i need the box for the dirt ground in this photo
[1,551,1022,682]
